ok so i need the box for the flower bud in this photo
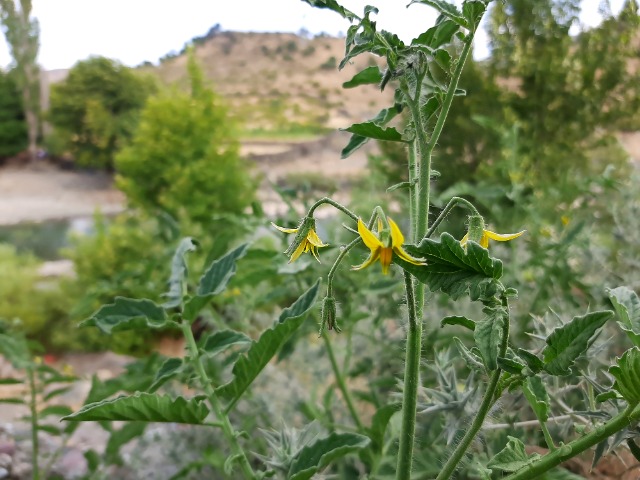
[467,215,485,245]
[320,296,341,334]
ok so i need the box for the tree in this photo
[0,0,40,161]
[0,68,27,158]
[115,53,256,226]
[48,56,156,170]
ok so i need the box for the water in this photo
[0,217,95,260]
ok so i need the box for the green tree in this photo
[0,0,40,161]
[115,53,256,226]
[48,56,156,170]
[0,68,27,158]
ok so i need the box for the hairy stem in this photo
[308,197,359,222]
[28,366,40,480]
[181,321,257,480]
[426,196,481,239]
[396,271,421,480]
[322,331,364,432]
[503,403,640,480]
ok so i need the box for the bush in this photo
[0,69,27,158]
[115,54,256,227]
[48,56,156,170]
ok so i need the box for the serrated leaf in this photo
[409,0,469,28]
[341,122,404,142]
[542,311,613,376]
[105,422,147,465]
[474,306,507,371]
[183,244,249,321]
[368,404,401,453]
[522,376,550,422]
[397,234,503,301]
[342,66,383,88]
[488,436,541,473]
[216,281,320,408]
[608,286,640,347]
[610,347,640,403]
[162,237,198,308]
[80,297,170,334]
[62,393,209,424]
[441,315,475,331]
[462,0,487,29]
[148,357,183,393]
[288,432,370,480]
[411,19,459,50]
[301,0,359,21]
[200,330,251,357]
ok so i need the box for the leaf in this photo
[105,423,147,465]
[409,0,469,28]
[200,330,252,357]
[342,66,383,88]
[441,315,475,331]
[62,393,209,424]
[608,286,640,347]
[44,386,73,401]
[84,450,100,474]
[497,357,525,375]
[341,122,404,143]
[80,297,171,334]
[162,237,198,308]
[39,405,74,418]
[300,0,359,21]
[411,19,459,50]
[542,311,613,375]
[487,436,541,473]
[148,357,183,393]
[462,0,487,29]
[368,404,401,453]
[288,432,371,480]
[516,348,545,374]
[341,107,400,158]
[610,347,640,403]
[216,280,320,408]
[474,306,507,371]
[0,378,22,385]
[0,333,30,368]
[454,338,484,370]
[397,233,503,301]
[522,376,550,423]
[183,244,249,321]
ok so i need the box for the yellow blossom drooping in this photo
[272,218,328,263]
[352,217,426,275]
[460,228,525,249]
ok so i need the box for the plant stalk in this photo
[181,321,257,480]
[322,331,364,432]
[27,366,40,480]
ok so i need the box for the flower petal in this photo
[358,219,383,251]
[480,233,489,249]
[271,222,298,234]
[483,230,526,242]
[460,233,469,246]
[388,217,405,247]
[352,248,381,271]
[394,245,426,266]
[306,229,328,247]
[289,241,307,263]
[380,247,393,275]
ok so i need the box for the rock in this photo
[0,467,8,479]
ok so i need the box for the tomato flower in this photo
[352,217,426,275]
[460,228,525,249]
[272,217,328,262]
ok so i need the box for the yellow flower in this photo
[352,217,426,274]
[272,218,328,262]
[460,228,525,249]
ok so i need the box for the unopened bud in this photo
[467,215,485,245]
[320,296,341,335]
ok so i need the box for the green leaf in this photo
[487,436,541,473]
[80,297,171,334]
[148,357,183,393]
[454,338,484,370]
[411,19,459,50]
[522,376,550,422]
[462,0,487,29]
[397,233,503,301]
[441,315,475,331]
[0,378,22,385]
[200,330,251,357]
[368,404,401,453]
[608,286,640,347]
[44,386,73,401]
[0,333,30,368]
[183,244,249,321]
[105,422,147,465]
[341,122,404,143]
[62,393,209,424]
[517,348,545,374]
[0,397,25,404]
[288,432,370,480]
[409,0,469,28]
[542,311,613,376]
[474,306,507,371]
[342,66,383,88]
[84,450,100,474]
[216,280,320,407]
[301,0,359,21]
[610,347,640,403]
[341,107,400,158]
[162,237,198,308]
[497,357,525,375]
[39,405,74,418]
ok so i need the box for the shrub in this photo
[0,69,27,158]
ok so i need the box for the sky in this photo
[0,0,627,71]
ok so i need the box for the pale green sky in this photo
[0,0,626,70]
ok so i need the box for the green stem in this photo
[327,237,362,297]
[308,197,359,222]
[426,196,481,239]
[503,403,640,480]
[396,271,421,480]
[27,366,40,480]
[322,331,364,432]
[181,322,256,480]
[408,139,418,239]
[436,296,510,480]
